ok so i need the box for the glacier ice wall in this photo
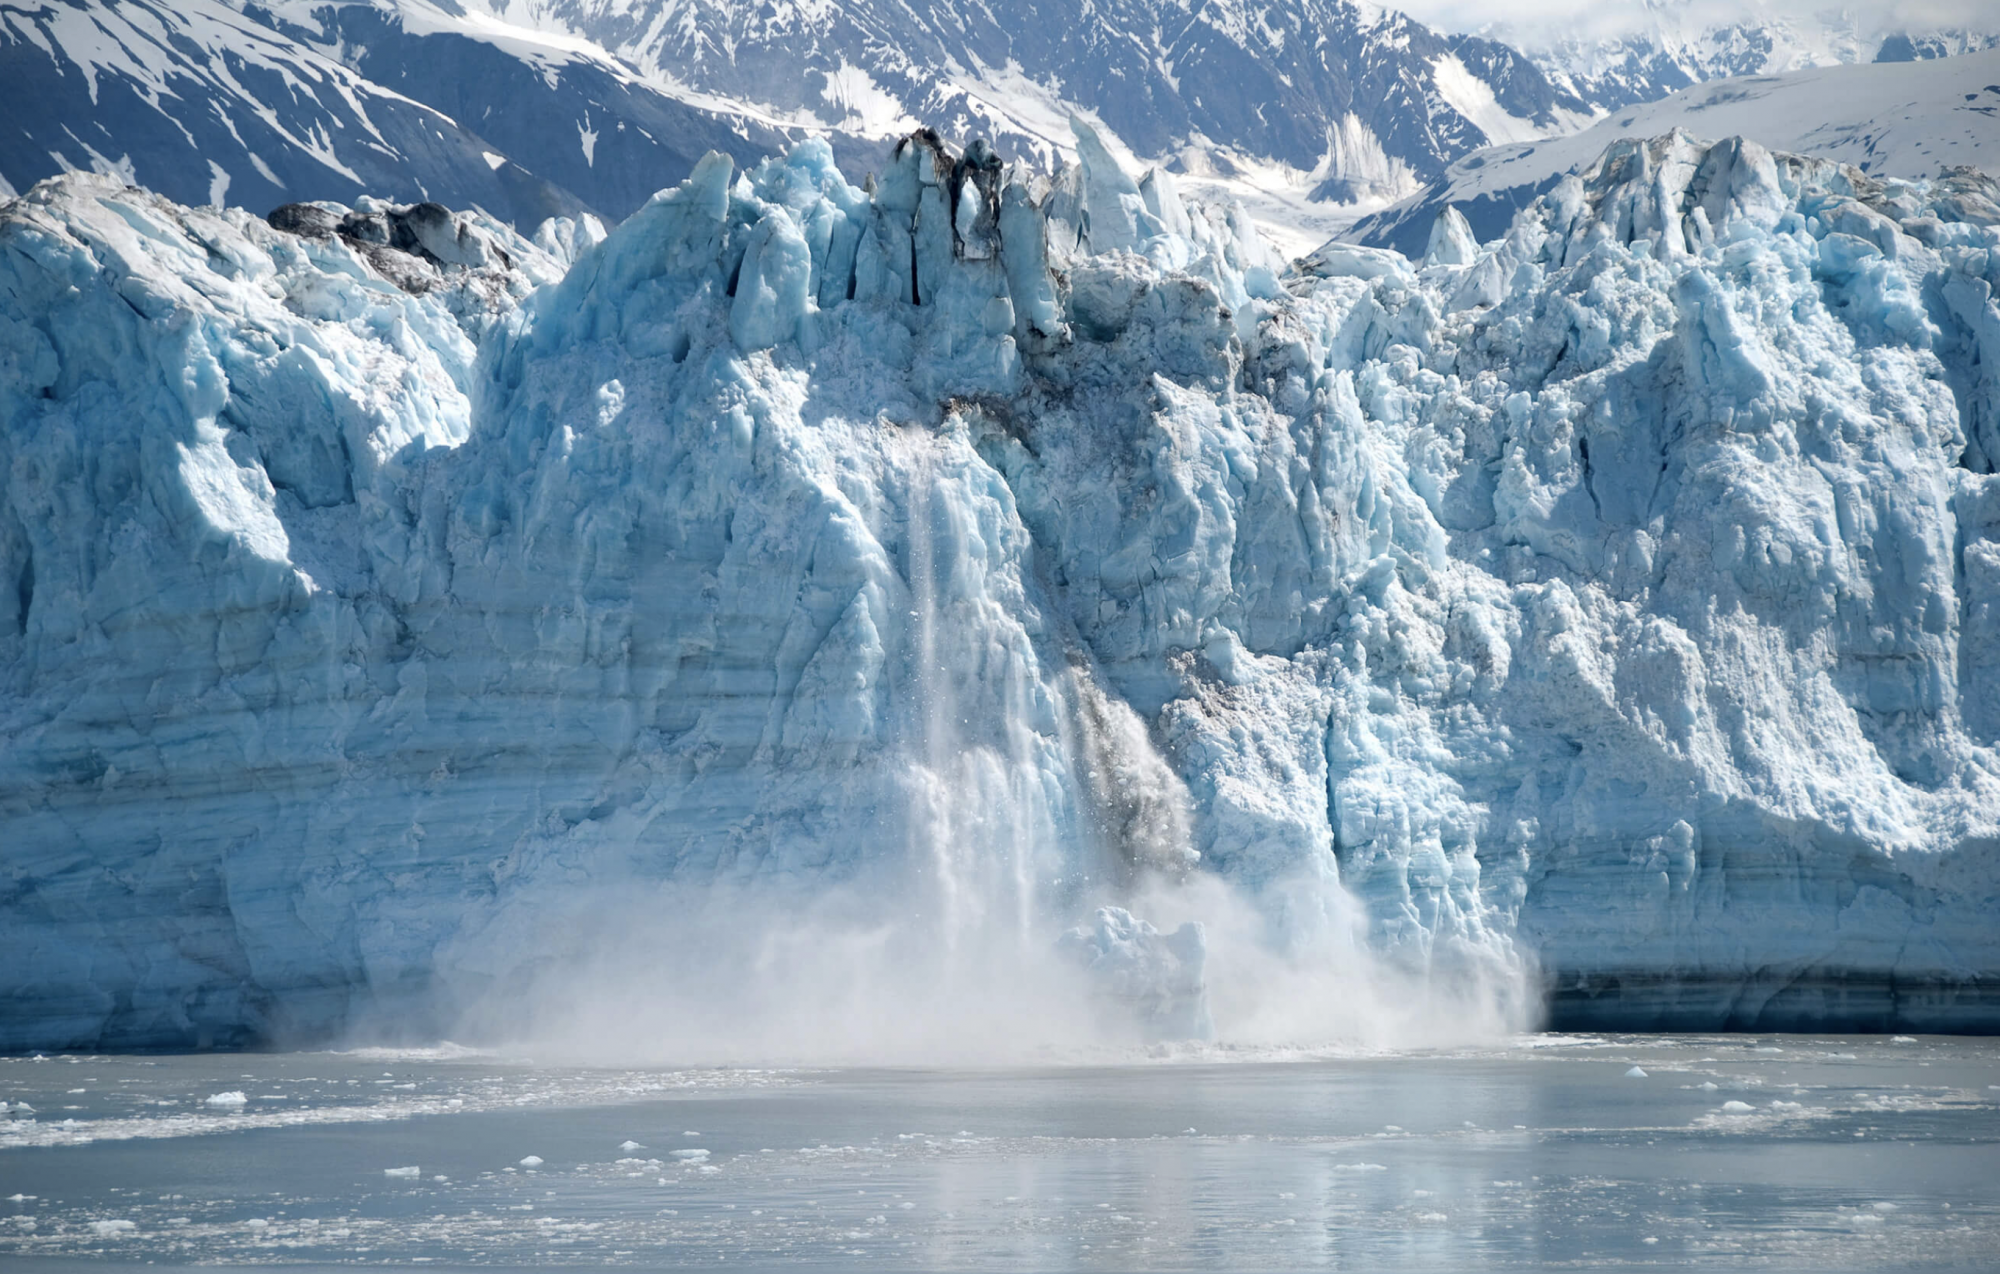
[3,126,1999,1051]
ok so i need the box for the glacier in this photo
[2,123,1999,1053]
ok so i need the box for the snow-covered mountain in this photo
[0,0,839,225]
[0,0,570,222]
[462,0,1591,193]
[4,120,1999,1051]
[1346,48,2000,255]
[3,0,1597,240]
[1494,1,2000,114]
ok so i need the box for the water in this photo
[5,1036,1998,1270]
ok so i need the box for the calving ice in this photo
[1,121,1997,1055]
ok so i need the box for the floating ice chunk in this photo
[1719,1101,1756,1115]
[1872,1202,1898,1212]
[683,1131,699,1137]
[1334,1163,1389,1172]
[518,1156,543,1167]
[1625,1066,1648,1078]
[671,1149,710,1162]
[89,1219,136,1236]
[619,1140,645,1151]
[1892,1036,1918,1044]
[1698,1082,1719,1091]
[204,1092,247,1107]
[383,1165,421,1177]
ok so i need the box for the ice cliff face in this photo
[4,125,2000,1051]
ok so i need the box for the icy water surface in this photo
[3,1035,1998,1270]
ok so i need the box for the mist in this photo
[442,852,1536,1068]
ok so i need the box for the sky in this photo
[1392,0,1999,43]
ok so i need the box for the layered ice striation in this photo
[3,123,2000,1050]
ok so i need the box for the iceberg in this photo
[2,125,1999,1052]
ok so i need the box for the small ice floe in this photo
[1625,1066,1648,1078]
[683,1131,700,1137]
[1891,1036,1918,1044]
[1873,1201,1899,1212]
[619,1140,645,1151]
[1698,1082,1719,1091]
[12,1103,35,1114]
[383,1166,421,1178]
[1642,1236,1659,1245]
[89,1219,136,1236]
[1720,1101,1756,1115]
[670,1149,710,1162]
[204,1092,248,1107]
[1752,1046,1783,1054]
[1333,1163,1388,1172]
[1770,1100,1803,1112]
[518,1156,543,1167]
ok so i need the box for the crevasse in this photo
[2,124,1998,1052]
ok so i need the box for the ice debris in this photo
[1058,907,1211,1040]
